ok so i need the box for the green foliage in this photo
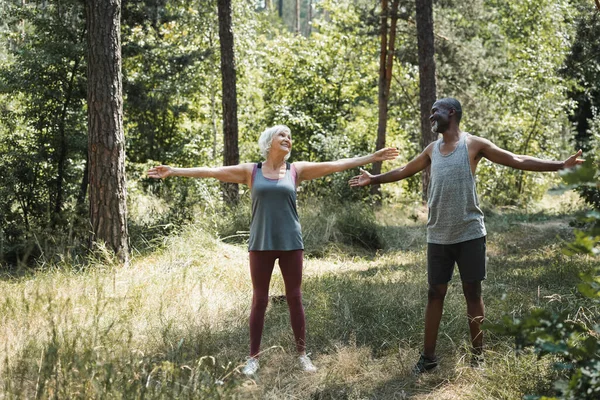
[300,200,383,255]
[0,0,88,265]
[122,0,219,166]
[0,0,594,266]
[190,197,383,255]
[435,0,575,206]
[489,119,600,399]
[489,294,600,399]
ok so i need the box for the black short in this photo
[427,236,486,285]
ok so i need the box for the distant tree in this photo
[307,0,312,35]
[0,0,88,264]
[415,0,436,201]
[86,0,129,262]
[295,0,300,33]
[217,0,240,205]
[371,0,400,198]
[562,3,600,211]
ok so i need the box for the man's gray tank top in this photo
[248,162,304,251]
[427,133,486,244]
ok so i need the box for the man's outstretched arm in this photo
[349,144,433,187]
[477,137,584,171]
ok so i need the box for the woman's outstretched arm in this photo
[147,163,255,185]
[294,147,399,183]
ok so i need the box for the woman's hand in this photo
[147,165,174,179]
[373,147,399,162]
[348,168,374,187]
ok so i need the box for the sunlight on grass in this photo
[0,191,597,398]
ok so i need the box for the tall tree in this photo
[415,0,436,201]
[86,0,129,262]
[307,0,312,35]
[217,0,240,205]
[371,0,400,197]
[295,0,300,33]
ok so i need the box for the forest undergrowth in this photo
[0,190,596,399]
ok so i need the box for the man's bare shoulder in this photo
[423,140,437,156]
[466,134,492,150]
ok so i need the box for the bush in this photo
[300,200,382,256]
[489,163,600,400]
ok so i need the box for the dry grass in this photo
[0,191,596,399]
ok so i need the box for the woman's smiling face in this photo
[272,129,292,154]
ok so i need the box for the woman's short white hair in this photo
[258,125,292,160]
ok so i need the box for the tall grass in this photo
[0,191,596,398]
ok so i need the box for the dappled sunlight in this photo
[0,194,597,398]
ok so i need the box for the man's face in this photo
[429,102,452,134]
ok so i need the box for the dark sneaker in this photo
[413,353,438,374]
[470,353,484,369]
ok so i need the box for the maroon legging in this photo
[248,250,305,357]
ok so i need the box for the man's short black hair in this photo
[437,98,462,125]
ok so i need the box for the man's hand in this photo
[147,165,173,179]
[562,149,584,170]
[349,168,374,187]
[373,147,399,162]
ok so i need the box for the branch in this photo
[595,0,600,12]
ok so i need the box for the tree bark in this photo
[371,0,400,198]
[415,0,437,202]
[278,0,283,17]
[217,0,240,205]
[86,0,129,262]
[295,0,300,33]
[308,0,312,35]
[54,55,82,224]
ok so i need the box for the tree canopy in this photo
[0,0,597,264]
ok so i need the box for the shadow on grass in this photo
[4,209,592,398]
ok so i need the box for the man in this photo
[349,98,584,373]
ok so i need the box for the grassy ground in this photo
[0,190,597,399]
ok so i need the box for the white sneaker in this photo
[242,357,259,376]
[298,354,317,372]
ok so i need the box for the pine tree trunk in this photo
[308,0,312,35]
[295,0,300,33]
[415,0,437,202]
[86,0,129,262]
[217,0,240,206]
[372,0,399,198]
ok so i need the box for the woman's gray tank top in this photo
[427,133,486,244]
[248,162,304,251]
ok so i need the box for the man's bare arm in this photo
[476,137,584,171]
[349,144,433,187]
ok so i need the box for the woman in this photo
[148,125,398,375]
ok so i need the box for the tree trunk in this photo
[76,152,89,213]
[308,0,312,35]
[54,56,82,224]
[371,0,400,198]
[86,0,129,262]
[415,0,437,202]
[265,0,271,11]
[217,0,240,206]
[295,0,300,33]
[278,0,283,17]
